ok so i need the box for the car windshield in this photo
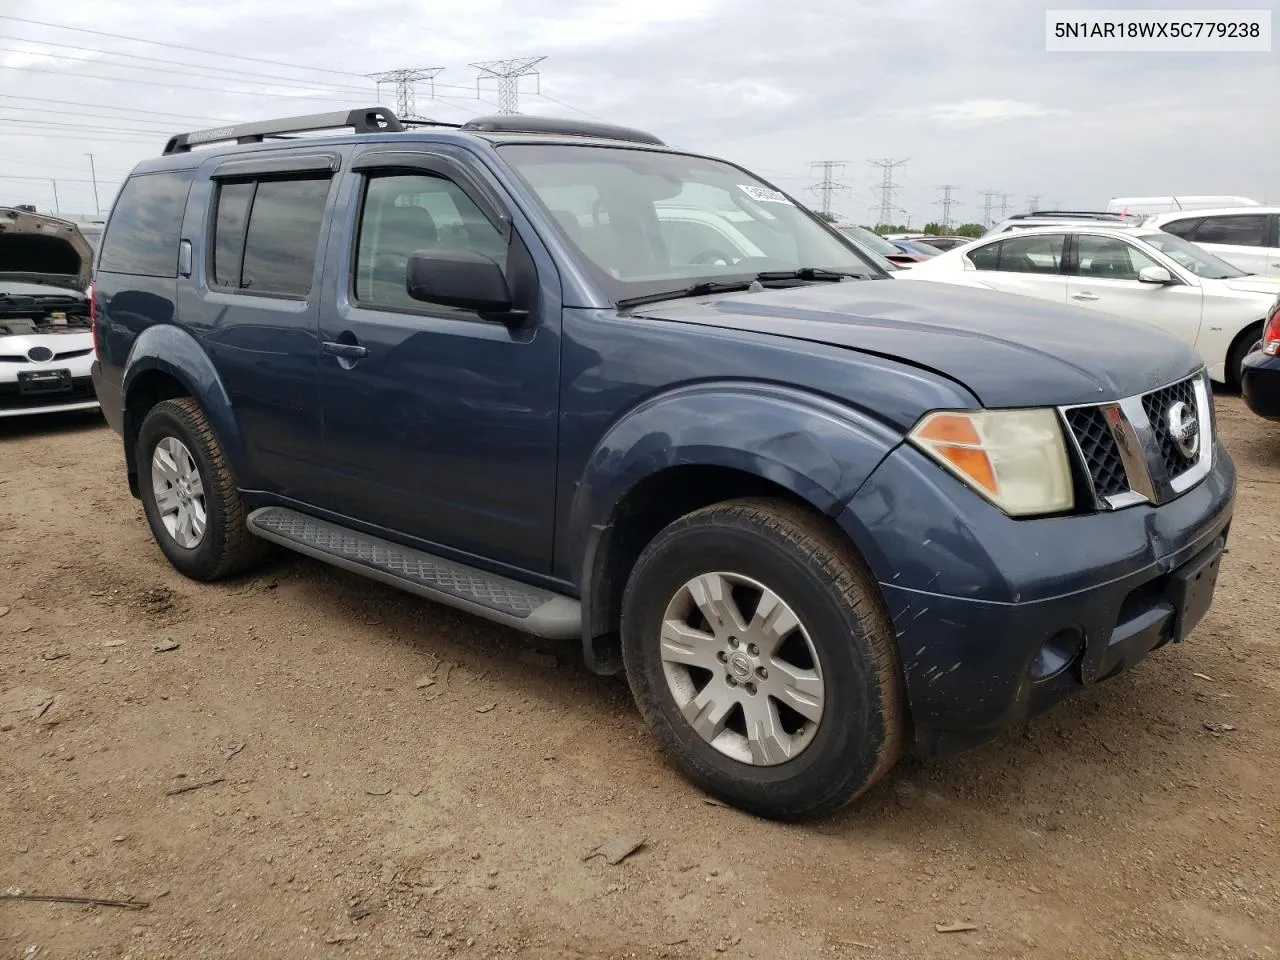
[837,224,902,257]
[497,144,885,303]
[1138,232,1247,279]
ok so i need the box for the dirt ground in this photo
[1,395,1277,960]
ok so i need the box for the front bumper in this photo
[0,374,99,418]
[1241,350,1280,422]
[843,440,1236,757]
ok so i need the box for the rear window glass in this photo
[98,171,194,277]
[239,178,330,297]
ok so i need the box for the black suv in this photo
[90,107,1235,820]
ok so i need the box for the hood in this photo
[0,207,93,291]
[633,278,1203,408]
[1221,275,1280,298]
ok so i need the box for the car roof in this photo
[128,107,682,176]
[977,223,1151,239]
[1144,206,1280,221]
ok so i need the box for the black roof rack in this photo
[458,114,664,145]
[1010,210,1137,221]
[163,106,405,155]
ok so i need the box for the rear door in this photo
[1183,213,1276,276]
[177,150,341,499]
[961,232,1069,302]
[1064,232,1204,348]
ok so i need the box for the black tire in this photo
[620,497,906,821]
[1227,323,1264,389]
[136,397,268,581]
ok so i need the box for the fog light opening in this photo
[1031,627,1084,682]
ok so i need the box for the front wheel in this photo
[136,398,268,581]
[621,498,906,820]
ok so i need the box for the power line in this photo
[807,161,849,219]
[936,184,959,230]
[868,158,908,226]
[471,57,547,115]
[0,92,234,124]
[0,61,370,102]
[532,90,608,122]
[0,34,376,92]
[368,67,444,121]
[0,14,372,78]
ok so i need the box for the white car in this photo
[1142,207,1280,278]
[894,223,1277,385]
[1,207,98,418]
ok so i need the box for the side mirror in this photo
[406,249,512,313]
[1138,265,1174,285]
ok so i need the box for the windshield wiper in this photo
[751,267,862,282]
[616,268,864,309]
[616,279,757,309]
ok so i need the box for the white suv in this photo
[894,223,1277,385]
[1143,207,1280,278]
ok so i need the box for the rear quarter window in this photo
[98,170,195,277]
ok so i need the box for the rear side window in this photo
[1160,217,1202,239]
[1190,215,1267,247]
[211,177,331,298]
[967,233,1065,273]
[98,170,194,277]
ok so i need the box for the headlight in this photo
[908,408,1073,517]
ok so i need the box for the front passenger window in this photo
[1074,235,1158,281]
[355,173,508,312]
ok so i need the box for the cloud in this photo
[923,99,1064,125]
[0,0,1274,218]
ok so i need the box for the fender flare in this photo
[567,381,904,671]
[121,324,246,482]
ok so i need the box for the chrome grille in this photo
[1060,373,1211,510]
[1062,406,1129,498]
[1141,377,1199,477]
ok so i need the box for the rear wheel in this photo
[137,398,268,581]
[621,498,905,821]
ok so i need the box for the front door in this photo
[313,148,561,575]
[1064,232,1204,350]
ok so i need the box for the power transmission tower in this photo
[807,161,849,219]
[868,158,908,227]
[936,184,959,230]
[997,192,1013,221]
[979,189,1002,225]
[369,67,445,121]
[1026,194,1043,213]
[470,57,547,114]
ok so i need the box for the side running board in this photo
[246,507,581,640]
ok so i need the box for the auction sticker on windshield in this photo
[738,185,793,204]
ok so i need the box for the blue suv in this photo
[90,107,1235,820]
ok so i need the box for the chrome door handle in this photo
[322,341,368,359]
[1071,293,1099,302]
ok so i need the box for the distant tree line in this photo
[815,210,984,238]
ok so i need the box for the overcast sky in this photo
[1,0,1275,224]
